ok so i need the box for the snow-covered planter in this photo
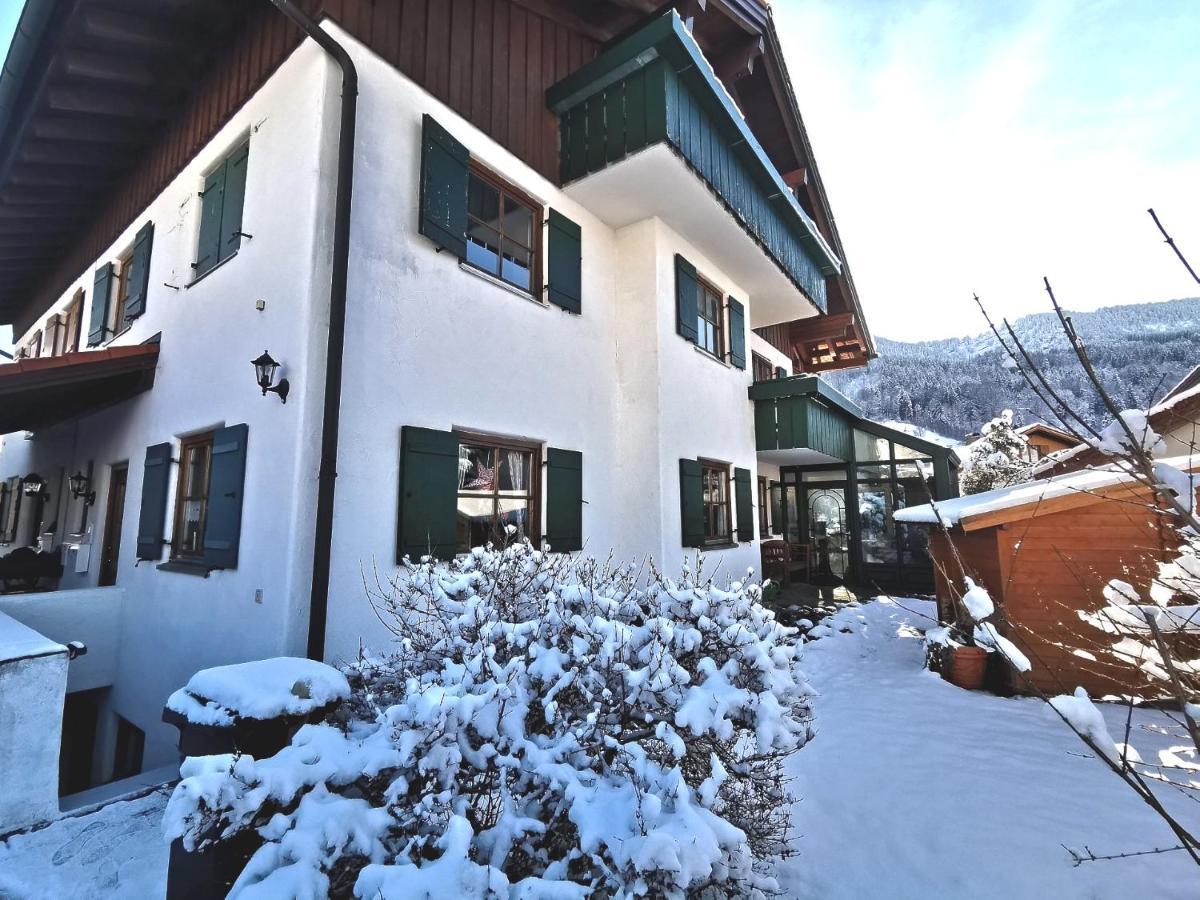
[164,543,813,898]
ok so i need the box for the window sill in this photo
[700,541,739,551]
[692,342,732,368]
[186,251,239,289]
[157,560,216,577]
[458,261,545,309]
[103,325,133,348]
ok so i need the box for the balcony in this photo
[547,12,841,327]
[752,376,858,464]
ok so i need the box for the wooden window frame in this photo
[752,352,775,383]
[170,431,215,561]
[758,475,769,534]
[111,248,134,337]
[464,160,543,296]
[453,429,543,552]
[700,458,732,545]
[696,276,726,360]
[64,290,83,353]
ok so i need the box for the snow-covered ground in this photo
[780,598,1200,899]
[2,598,1197,898]
[0,789,169,899]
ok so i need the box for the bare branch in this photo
[1149,208,1200,285]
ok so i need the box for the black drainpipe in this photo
[266,1,357,661]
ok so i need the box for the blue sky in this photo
[1,1,1198,346]
[774,0,1200,339]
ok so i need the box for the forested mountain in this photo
[825,298,1200,441]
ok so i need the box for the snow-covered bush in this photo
[164,543,813,898]
[960,410,1033,495]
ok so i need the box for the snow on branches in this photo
[164,543,814,898]
[961,410,1033,495]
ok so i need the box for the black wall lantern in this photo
[252,350,289,404]
[69,471,96,505]
[21,472,45,497]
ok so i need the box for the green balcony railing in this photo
[547,12,839,314]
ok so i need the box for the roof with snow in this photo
[1032,383,1200,478]
[895,454,1199,531]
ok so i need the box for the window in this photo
[64,292,83,353]
[455,434,540,553]
[465,163,540,293]
[701,460,731,544]
[172,432,214,559]
[696,278,726,359]
[752,353,775,383]
[758,475,769,534]
[111,248,133,335]
[28,330,42,359]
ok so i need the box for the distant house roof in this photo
[1033,383,1200,478]
[1165,363,1200,402]
[1016,422,1076,445]
[896,454,1198,531]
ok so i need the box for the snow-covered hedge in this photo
[164,543,813,898]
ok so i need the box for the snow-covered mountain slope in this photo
[826,297,1200,440]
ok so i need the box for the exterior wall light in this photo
[69,471,96,505]
[251,350,290,404]
[22,473,45,497]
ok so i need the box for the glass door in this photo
[804,485,850,581]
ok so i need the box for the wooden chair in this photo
[760,540,791,587]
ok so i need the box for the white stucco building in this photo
[0,0,955,815]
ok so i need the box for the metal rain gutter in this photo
[265,0,357,662]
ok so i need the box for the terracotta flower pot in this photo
[948,646,988,690]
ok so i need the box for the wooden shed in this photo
[896,457,1199,698]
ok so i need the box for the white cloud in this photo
[775,0,1200,341]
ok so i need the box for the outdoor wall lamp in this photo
[251,350,290,404]
[69,471,96,505]
[21,473,45,497]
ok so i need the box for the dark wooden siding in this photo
[19,0,597,334]
[18,2,307,334]
[324,0,597,182]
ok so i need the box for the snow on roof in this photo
[1031,386,1200,477]
[167,656,350,724]
[896,454,1199,529]
[0,610,66,664]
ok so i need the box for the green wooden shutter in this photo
[397,425,460,562]
[123,221,154,322]
[418,114,469,258]
[220,141,249,264]
[734,467,753,542]
[728,298,746,369]
[545,448,583,551]
[87,263,114,346]
[136,443,172,560]
[546,209,582,314]
[194,160,227,276]
[679,458,704,547]
[675,254,699,343]
[202,424,249,570]
[769,484,783,536]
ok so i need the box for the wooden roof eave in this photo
[955,472,1197,533]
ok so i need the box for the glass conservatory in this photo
[753,376,960,592]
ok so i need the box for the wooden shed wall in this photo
[930,490,1182,698]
